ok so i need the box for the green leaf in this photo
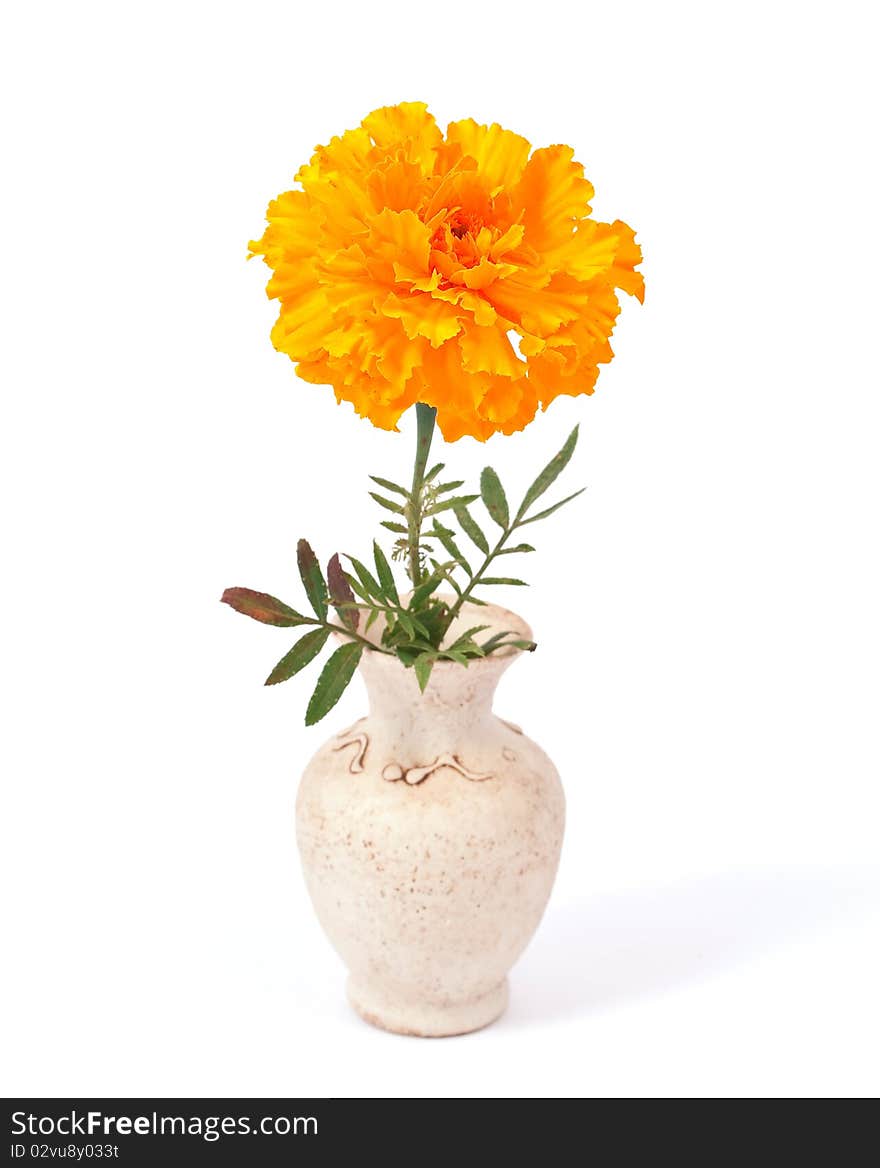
[439,648,471,665]
[517,425,579,520]
[429,559,462,596]
[451,641,486,658]
[497,543,536,555]
[409,573,442,610]
[369,491,405,515]
[221,587,313,628]
[481,630,537,654]
[344,574,373,607]
[305,641,364,726]
[327,553,359,631]
[396,611,416,639]
[423,463,445,484]
[447,625,491,652]
[265,627,330,686]
[413,654,434,693]
[433,480,465,494]
[453,505,490,554]
[427,493,480,516]
[480,577,528,586]
[297,539,328,621]
[411,638,439,653]
[418,600,454,646]
[346,555,383,601]
[480,467,509,529]
[431,520,472,575]
[518,488,586,525]
[373,541,400,605]
[395,645,421,666]
[480,630,514,653]
[369,475,410,497]
[380,521,408,534]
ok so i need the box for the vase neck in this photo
[352,600,533,763]
[361,651,504,724]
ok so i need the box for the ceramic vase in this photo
[295,600,564,1036]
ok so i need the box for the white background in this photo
[2,1,878,1099]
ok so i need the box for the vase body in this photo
[295,601,565,1037]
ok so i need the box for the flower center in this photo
[428,208,488,272]
[449,209,480,239]
[423,173,508,275]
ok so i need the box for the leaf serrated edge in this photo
[305,641,364,726]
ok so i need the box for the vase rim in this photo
[336,596,534,672]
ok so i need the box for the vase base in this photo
[347,976,509,1038]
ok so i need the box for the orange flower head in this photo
[250,103,644,442]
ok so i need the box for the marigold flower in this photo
[250,103,643,442]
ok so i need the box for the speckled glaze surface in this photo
[295,601,565,1037]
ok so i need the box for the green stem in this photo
[323,621,395,654]
[407,403,437,588]
[447,523,518,620]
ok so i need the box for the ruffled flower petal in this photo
[361,102,443,169]
[512,145,595,255]
[381,291,463,347]
[442,119,531,190]
[458,325,527,380]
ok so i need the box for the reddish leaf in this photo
[221,587,311,627]
[327,552,360,632]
